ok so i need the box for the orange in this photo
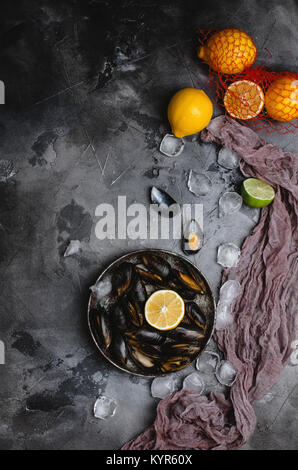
[167,88,213,138]
[144,290,185,331]
[198,29,257,74]
[224,80,264,120]
[265,74,298,122]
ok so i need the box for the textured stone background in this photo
[0,0,297,450]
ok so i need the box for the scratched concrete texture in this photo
[0,0,297,450]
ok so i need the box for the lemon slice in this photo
[224,80,264,120]
[145,290,185,331]
[241,178,275,208]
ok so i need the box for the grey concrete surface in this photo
[0,0,297,450]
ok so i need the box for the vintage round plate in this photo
[87,249,216,377]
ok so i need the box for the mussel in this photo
[186,302,207,332]
[182,219,203,255]
[160,356,190,373]
[112,262,135,299]
[175,271,206,295]
[162,342,201,357]
[124,296,143,328]
[132,276,147,304]
[126,327,165,346]
[90,307,112,349]
[109,334,129,366]
[141,254,171,280]
[136,267,163,286]
[168,279,197,301]
[129,345,156,371]
[110,302,128,331]
[167,325,204,344]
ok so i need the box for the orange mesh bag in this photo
[198,29,298,135]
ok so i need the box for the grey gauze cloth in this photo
[122,116,298,450]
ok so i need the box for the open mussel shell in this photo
[129,344,157,371]
[182,219,203,255]
[173,270,206,295]
[186,302,207,332]
[112,261,135,299]
[160,356,190,373]
[162,341,201,358]
[123,295,143,328]
[141,254,171,280]
[136,267,164,287]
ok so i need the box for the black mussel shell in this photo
[186,302,207,332]
[109,334,128,366]
[168,279,197,301]
[129,345,156,370]
[112,262,135,299]
[132,276,147,304]
[141,254,171,280]
[182,219,203,255]
[126,327,166,346]
[167,325,204,344]
[162,342,200,358]
[110,302,128,331]
[124,295,143,328]
[90,307,112,349]
[160,356,190,373]
[175,271,206,295]
[136,267,164,287]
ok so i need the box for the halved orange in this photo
[224,80,264,120]
[145,290,185,331]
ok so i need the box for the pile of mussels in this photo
[89,254,209,376]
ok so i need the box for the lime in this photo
[241,178,275,208]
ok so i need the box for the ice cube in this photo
[0,160,17,182]
[291,340,298,350]
[218,192,242,218]
[64,240,82,257]
[182,372,205,394]
[160,134,185,157]
[206,116,225,139]
[196,351,219,375]
[215,302,233,330]
[90,279,112,300]
[219,280,242,304]
[151,375,178,399]
[94,395,117,420]
[289,349,298,366]
[215,360,237,386]
[187,170,212,197]
[217,243,241,268]
[217,147,241,170]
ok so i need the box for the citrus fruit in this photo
[265,74,298,122]
[224,80,264,120]
[198,28,257,74]
[167,88,213,138]
[145,290,185,331]
[241,178,275,208]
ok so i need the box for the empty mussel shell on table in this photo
[141,254,171,280]
[168,325,205,344]
[89,307,112,349]
[112,262,135,299]
[186,302,207,332]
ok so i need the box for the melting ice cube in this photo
[187,170,212,197]
[94,395,117,420]
[151,375,178,399]
[196,351,219,375]
[219,192,242,218]
[160,134,185,157]
[289,349,298,366]
[216,281,242,330]
[216,303,233,330]
[217,147,240,170]
[217,243,240,268]
[183,372,205,394]
[219,280,242,304]
[64,240,82,257]
[90,279,112,300]
[215,360,237,386]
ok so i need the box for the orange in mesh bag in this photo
[198,29,298,134]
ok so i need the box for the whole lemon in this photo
[198,28,257,74]
[265,74,298,122]
[168,88,213,138]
